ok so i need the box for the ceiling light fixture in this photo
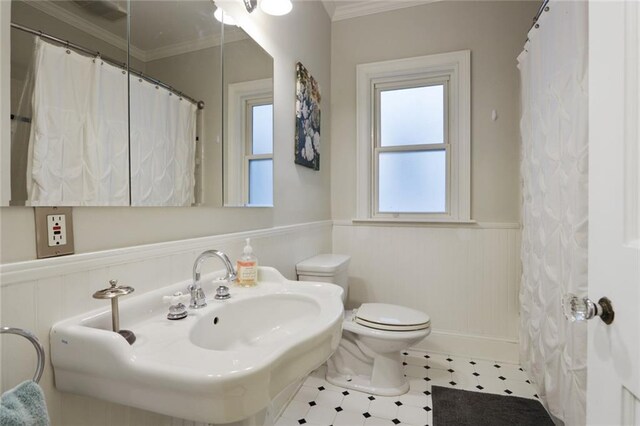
[214,7,238,25]
[260,0,292,16]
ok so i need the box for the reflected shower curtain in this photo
[28,38,129,206]
[27,38,197,206]
[129,77,197,206]
[518,1,588,425]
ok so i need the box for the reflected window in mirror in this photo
[222,28,274,208]
[246,101,273,206]
[225,78,273,207]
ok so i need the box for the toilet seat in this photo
[354,303,431,331]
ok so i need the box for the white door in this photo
[587,1,640,424]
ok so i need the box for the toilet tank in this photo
[296,254,351,303]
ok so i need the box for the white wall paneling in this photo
[333,221,521,362]
[0,220,331,426]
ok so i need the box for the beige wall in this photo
[329,1,536,359]
[331,1,538,223]
[0,1,332,263]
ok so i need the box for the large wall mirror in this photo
[4,0,273,208]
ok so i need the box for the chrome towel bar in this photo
[0,327,45,383]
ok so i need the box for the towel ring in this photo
[0,327,45,383]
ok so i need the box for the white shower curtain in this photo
[28,38,129,206]
[28,38,197,206]
[518,1,588,425]
[129,77,197,206]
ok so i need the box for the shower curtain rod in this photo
[530,0,550,32]
[10,22,205,110]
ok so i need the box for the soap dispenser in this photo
[236,238,258,286]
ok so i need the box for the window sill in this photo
[349,218,477,225]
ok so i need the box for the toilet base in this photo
[326,370,410,396]
[326,329,413,396]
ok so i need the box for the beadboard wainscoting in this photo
[333,221,521,363]
[0,220,332,426]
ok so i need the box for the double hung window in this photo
[356,51,470,221]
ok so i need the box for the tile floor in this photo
[276,350,539,426]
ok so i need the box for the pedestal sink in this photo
[50,267,344,424]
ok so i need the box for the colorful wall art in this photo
[295,62,321,170]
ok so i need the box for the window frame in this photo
[356,50,471,222]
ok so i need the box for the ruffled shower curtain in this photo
[27,38,196,206]
[518,1,588,425]
[28,38,129,206]
[129,76,196,206]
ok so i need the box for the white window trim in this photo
[356,50,471,222]
[225,78,272,207]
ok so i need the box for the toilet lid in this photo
[354,303,431,331]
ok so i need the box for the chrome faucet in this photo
[189,250,237,307]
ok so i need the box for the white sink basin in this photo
[190,294,321,351]
[50,267,343,424]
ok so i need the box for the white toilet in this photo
[296,254,431,396]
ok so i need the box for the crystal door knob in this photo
[562,294,615,325]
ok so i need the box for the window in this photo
[225,78,273,206]
[245,101,273,206]
[356,51,470,222]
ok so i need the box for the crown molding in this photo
[22,0,147,61]
[145,26,249,62]
[320,0,337,20]
[331,0,441,22]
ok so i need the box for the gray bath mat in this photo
[432,386,554,426]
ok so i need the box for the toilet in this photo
[296,254,431,396]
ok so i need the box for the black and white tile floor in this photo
[276,350,539,426]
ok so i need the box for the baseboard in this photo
[412,330,519,364]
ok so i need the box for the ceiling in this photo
[21,0,246,62]
[21,0,446,59]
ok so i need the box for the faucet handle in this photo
[163,292,190,306]
[163,292,189,320]
[215,285,231,300]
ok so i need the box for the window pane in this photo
[378,150,446,213]
[380,85,444,147]
[252,104,273,155]
[248,159,273,206]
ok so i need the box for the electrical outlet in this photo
[35,207,74,258]
[47,214,67,246]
